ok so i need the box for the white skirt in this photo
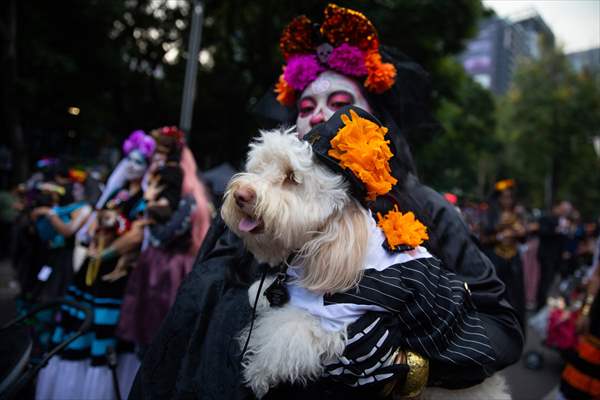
[35,353,140,400]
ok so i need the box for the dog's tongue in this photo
[239,217,259,232]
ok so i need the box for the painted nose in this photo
[234,186,256,208]
[309,110,325,127]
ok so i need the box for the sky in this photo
[483,0,600,53]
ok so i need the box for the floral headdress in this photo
[151,126,186,154]
[304,106,428,250]
[123,130,156,159]
[494,178,515,192]
[275,3,397,106]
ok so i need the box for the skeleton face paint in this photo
[295,70,372,138]
[124,149,148,181]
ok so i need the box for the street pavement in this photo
[504,320,563,400]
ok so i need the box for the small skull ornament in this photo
[316,43,334,64]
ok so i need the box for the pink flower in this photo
[327,44,367,77]
[284,54,324,91]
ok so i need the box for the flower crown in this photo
[305,107,428,250]
[151,126,186,152]
[275,4,397,107]
[123,130,156,159]
[495,178,515,192]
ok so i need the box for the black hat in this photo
[302,105,397,205]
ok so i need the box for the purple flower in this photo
[327,44,367,77]
[138,136,156,158]
[284,55,325,91]
[123,130,156,158]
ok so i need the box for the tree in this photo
[496,42,600,216]
[415,58,499,199]
[0,0,27,183]
[1,0,486,182]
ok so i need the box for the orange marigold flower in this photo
[274,70,296,106]
[327,109,397,201]
[494,178,515,192]
[377,206,429,249]
[364,51,397,93]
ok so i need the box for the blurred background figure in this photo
[481,179,527,325]
[536,201,572,311]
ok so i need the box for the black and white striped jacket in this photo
[285,218,497,385]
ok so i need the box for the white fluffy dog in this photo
[221,128,510,399]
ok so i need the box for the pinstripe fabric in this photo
[282,218,496,388]
[324,255,496,367]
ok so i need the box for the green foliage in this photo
[496,44,600,217]
[5,0,487,178]
[415,57,498,198]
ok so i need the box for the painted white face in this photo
[295,70,372,138]
[124,149,148,181]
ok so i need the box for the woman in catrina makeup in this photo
[131,5,523,399]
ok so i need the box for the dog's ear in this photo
[296,200,369,293]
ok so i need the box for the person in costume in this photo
[131,5,523,399]
[226,107,501,399]
[13,161,84,302]
[558,241,600,400]
[481,179,526,326]
[117,148,198,352]
[148,126,212,255]
[35,131,155,400]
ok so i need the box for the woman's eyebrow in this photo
[327,91,355,101]
[298,96,316,103]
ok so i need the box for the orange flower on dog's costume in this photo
[327,109,397,201]
[377,206,429,249]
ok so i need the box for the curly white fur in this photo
[239,304,346,398]
[224,129,511,399]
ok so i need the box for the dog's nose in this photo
[234,186,256,208]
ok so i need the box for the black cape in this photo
[129,175,523,399]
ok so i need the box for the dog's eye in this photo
[284,170,301,185]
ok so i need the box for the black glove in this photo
[324,312,408,388]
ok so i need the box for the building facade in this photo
[568,47,600,73]
[460,10,555,95]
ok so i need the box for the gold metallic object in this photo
[380,350,429,399]
[398,351,429,398]
[86,236,104,286]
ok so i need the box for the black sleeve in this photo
[130,216,256,400]
[326,258,497,373]
[393,176,524,387]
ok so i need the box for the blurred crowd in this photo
[1,127,220,399]
[452,179,600,399]
[455,180,598,318]
[2,145,599,399]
